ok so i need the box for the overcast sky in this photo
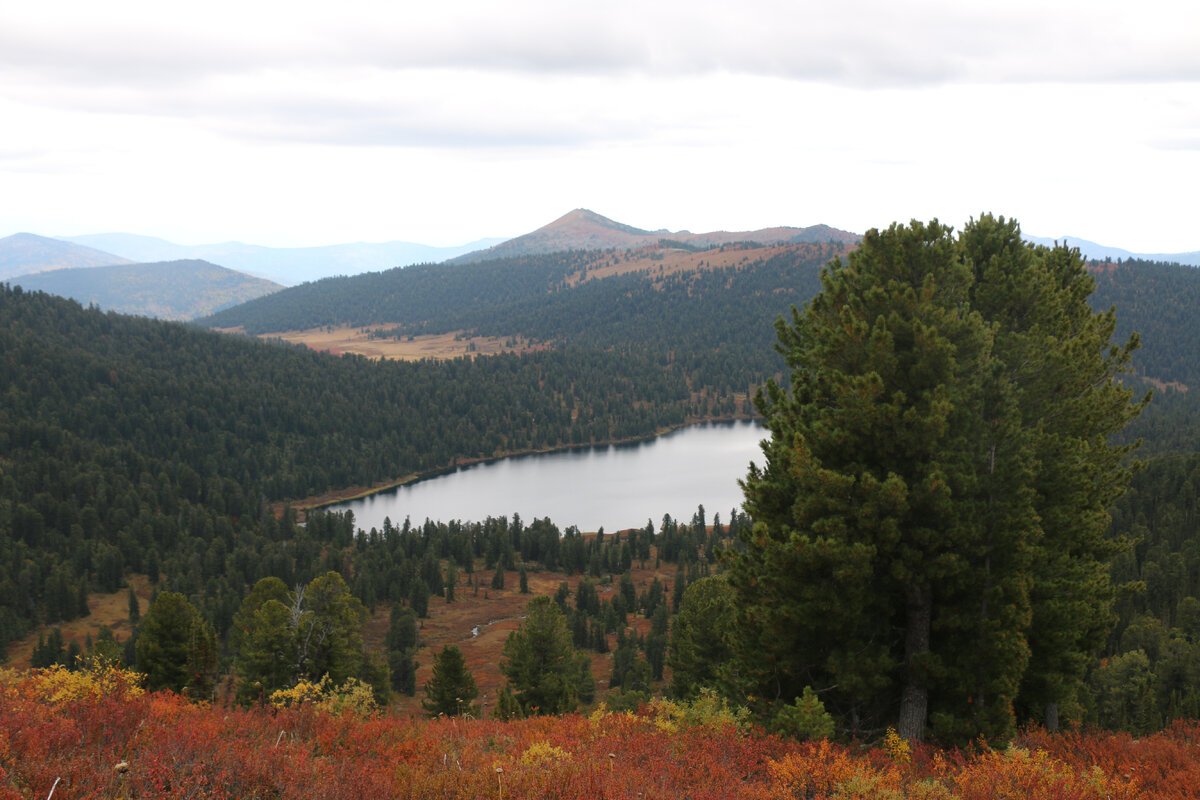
[1,0,1197,252]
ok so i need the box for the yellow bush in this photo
[882,727,912,765]
[270,676,329,708]
[20,658,144,704]
[269,675,377,716]
[518,741,572,766]
[648,688,750,733]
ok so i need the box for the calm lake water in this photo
[329,420,766,533]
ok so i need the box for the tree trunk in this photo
[1044,701,1059,731]
[898,583,931,742]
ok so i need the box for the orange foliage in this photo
[2,667,1200,799]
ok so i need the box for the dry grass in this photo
[371,556,678,716]
[4,574,153,669]
[267,326,544,361]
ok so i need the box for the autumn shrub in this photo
[6,674,1200,800]
[1017,721,1200,799]
[269,674,378,716]
[7,657,144,704]
[646,686,752,733]
[953,744,1139,799]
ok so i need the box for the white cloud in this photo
[0,1,1197,251]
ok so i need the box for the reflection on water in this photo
[328,420,765,533]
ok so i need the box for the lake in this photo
[328,420,767,533]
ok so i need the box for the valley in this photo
[6,209,1200,783]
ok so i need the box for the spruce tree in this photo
[387,603,419,695]
[422,645,479,717]
[128,586,141,624]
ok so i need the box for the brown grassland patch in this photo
[266,326,544,361]
[375,555,678,716]
[5,574,153,670]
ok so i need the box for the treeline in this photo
[0,285,743,648]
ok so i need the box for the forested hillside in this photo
[0,284,743,649]
[202,243,1200,454]
[1090,259,1200,455]
[202,242,840,398]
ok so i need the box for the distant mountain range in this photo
[1023,235,1200,267]
[60,233,506,286]
[3,214,1197,306]
[10,260,282,320]
[449,208,861,263]
[0,232,132,279]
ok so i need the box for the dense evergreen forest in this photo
[0,284,743,648]
[201,243,837,396]
[9,244,1200,737]
[206,244,1200,454]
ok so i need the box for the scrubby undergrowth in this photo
[3,666,1200,799]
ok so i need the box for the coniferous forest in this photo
[8,221,1200,796]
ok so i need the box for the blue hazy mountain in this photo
[61,233,506,286]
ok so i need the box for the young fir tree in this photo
[422,645,478,717]
[644,603,670,681]
[500,596,578,715]
[127,587,141,625]
[444,562,457,603]
[728,218,1142,744]
[232,577,297,705]
[387,603,419,696]
[493,684,522,721]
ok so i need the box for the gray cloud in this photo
[1,0,1197,153]
[4,1,1199,90]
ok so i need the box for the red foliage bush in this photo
[3,669,1200,799]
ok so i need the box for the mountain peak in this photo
[450,211,860,264]
[544,209,653,237]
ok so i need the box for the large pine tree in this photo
[727,217,1142,743]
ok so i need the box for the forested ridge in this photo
[199,244,837,394]
[202,244,1200,418]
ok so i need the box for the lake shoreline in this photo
[277,413,761,522]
